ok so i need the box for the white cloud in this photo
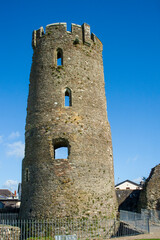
[133,177,143,184]
[6,141,25,158]
[127,155,139,163]
[3,180,18,192]
[8,131,20,140]
[0,135,3,144]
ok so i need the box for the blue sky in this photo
[0,0,160,192]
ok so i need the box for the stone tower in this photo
[20,22,117,219]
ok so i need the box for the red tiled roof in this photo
[0,189,13,198]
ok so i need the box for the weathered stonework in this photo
[20,22,117,219]
[138,164,160,211]
[0,225,20,240]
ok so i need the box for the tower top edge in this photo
[32,22,103,50]
[46,22,67,27]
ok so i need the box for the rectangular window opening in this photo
[55,147,68,159]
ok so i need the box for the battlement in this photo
[32,22,102,50]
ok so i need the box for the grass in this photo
[27,238,54,240]
[25,238,160,240]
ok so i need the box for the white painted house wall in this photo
[115,181,142,190]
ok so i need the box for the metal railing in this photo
[0,212,149,239]
[141,208,160,224]
[120,210,150,233]
[0,212,18,222]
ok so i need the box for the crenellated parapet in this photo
[32,22,102,50]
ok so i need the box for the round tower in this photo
[20,23,117,219]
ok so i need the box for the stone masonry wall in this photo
[138,164,160,211]
[0,225,20,240]
[20,23,118,220]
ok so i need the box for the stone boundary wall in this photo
[0,225,20,240]
[138,164,160,211]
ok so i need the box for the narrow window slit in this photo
[65,88,72,106]
[57,48,63,66]
[25,168,29,182]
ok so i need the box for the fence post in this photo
[147,215,150,233]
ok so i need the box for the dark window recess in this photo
[30,130,34,137]
[65,88,72,106]
[25,169,29,182]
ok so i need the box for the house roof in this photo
[0,189,13,198]
[115,179,141,188]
